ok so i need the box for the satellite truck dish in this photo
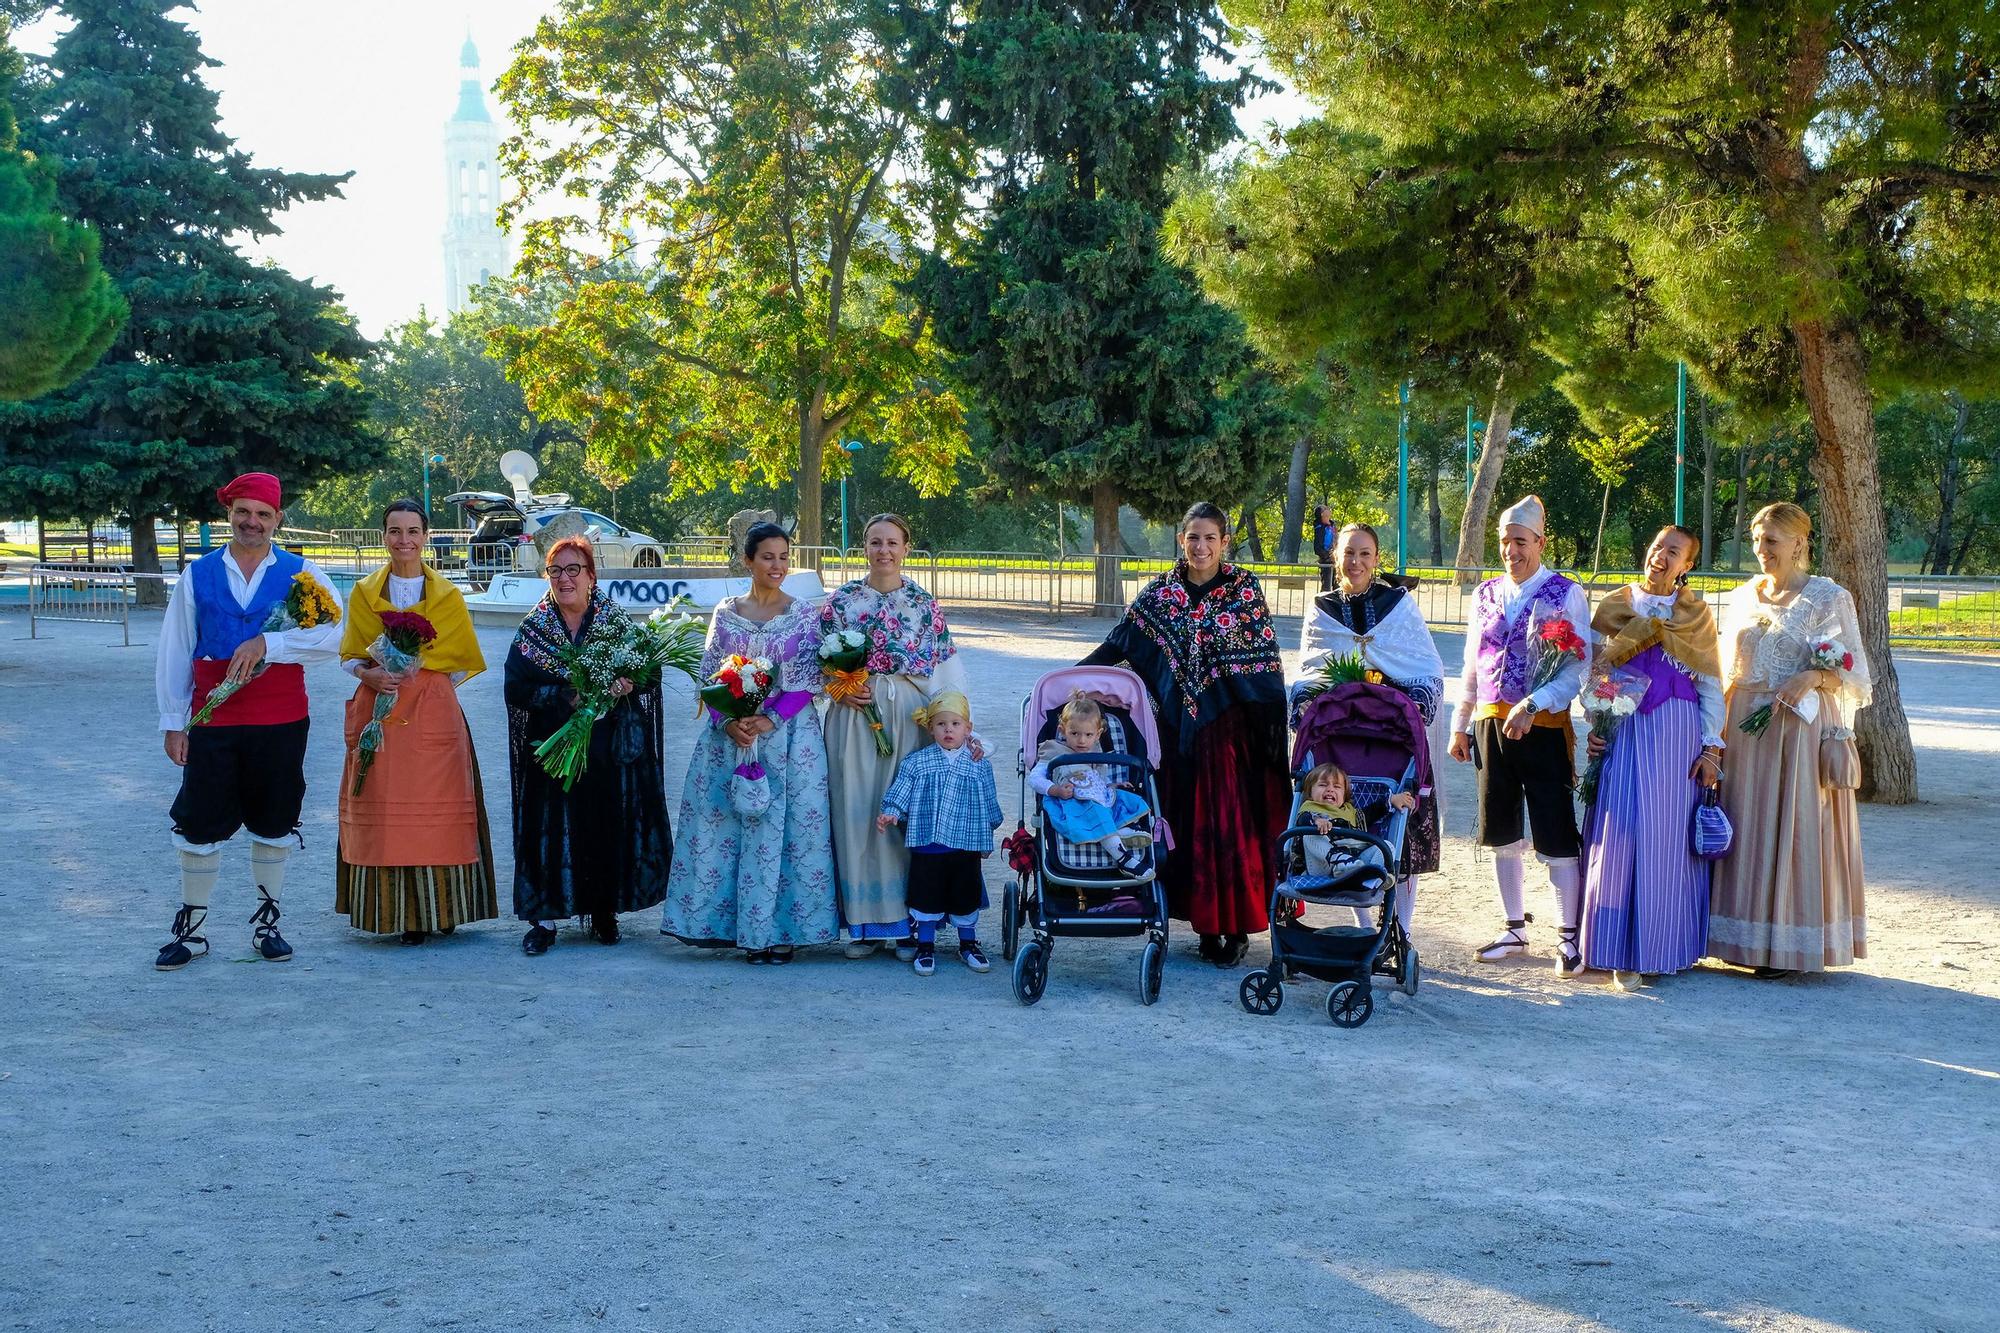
[498,450,540,504]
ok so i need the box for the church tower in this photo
[442,36,509,313]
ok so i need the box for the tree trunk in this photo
[1731,437,1753,570]
[1276,434,1310,564]
[1426,462,1444,565]
[1590,482,1611,582]
[1925,391,1967,575]
[1950,518,1982,575]
[1237,505,1265,563]
[1698,392,1716,567]
[795,395,826,563]
[1452,384,1514,585]
[130,510,168,608]
[1091,481,1123,614]
[1791,316,1917,803]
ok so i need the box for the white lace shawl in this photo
[1294,591,1446,723]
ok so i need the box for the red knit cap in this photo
[216,472,283,510]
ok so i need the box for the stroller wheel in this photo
[1012,940,1047,1007]
[1327,981,1374,1029]
[1138,940,1164,1007]
[1002,882,1020,962]
[1239,969,1283,1016]
[1399,944,1420,996]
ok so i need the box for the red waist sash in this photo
[191,658,308,727]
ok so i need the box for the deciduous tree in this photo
[492,0,976,552]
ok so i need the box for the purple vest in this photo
[1473,573,1577,708]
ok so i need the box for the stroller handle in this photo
[1043,753,1152,779]
[1276,823,1400,863]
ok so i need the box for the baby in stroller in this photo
[1028,692,1151,876]
[1297,760,1417,880]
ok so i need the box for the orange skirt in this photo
[335,670,497,934]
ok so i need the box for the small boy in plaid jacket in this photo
[877,691,1004,976]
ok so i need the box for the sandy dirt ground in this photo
[1,603,1996,1333]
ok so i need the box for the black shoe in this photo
[248,892,291,962]
[1197,933,1224,962]
[1752,965,1799,980]
[1215,934,1249,968]
[154,904,208,972]
[522,924,557,956]
[767,946,795,965]
[590,914,621,945]
[958,939,991,973]
[399,930,429,946]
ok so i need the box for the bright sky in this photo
[15,2,1311,338]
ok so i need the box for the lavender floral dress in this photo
[660,598,839,950]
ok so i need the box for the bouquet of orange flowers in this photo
[188,571,341,727]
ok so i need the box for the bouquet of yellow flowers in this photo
[188,571,341,727]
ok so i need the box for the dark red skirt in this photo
[1158,710,1292,936]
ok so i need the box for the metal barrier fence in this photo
[20,549,1993,647]
[27,567,175,645]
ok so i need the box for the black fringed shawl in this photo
[1081,562,1289,756]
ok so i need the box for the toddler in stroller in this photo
[1028,692,1152,876]
[1002,667,1171,1007]
[1239,681,1428,1029]
[1296,761,1417,881]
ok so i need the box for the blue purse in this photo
[1692,784,1732,861]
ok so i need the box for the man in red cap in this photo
[153,472,345,970]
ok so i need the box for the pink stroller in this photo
[1005,666,1170,1006]
[1238,682,1426,1028]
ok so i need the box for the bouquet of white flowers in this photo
[533,599,706,790]
[1577,666,1646,805]
[819,626,891,757]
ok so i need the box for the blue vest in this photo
[190,546,305,660]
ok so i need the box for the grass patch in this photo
[1888,589,2000,648]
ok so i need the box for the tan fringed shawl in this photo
[1592,586,1721,680]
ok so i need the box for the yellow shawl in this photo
[1591,585,1720,681]
[340,563,486,681]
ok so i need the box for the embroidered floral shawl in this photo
[819,577,956,677]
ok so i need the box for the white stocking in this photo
[178,849,219,909]
[1544,856,1581,932]
[1493,840,1528,923]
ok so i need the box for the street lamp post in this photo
[1396,380,1412,574]
[422,453,446,515]
[1674,362,1688,527]
[1465,405,1486,497]
[838,439,865,550]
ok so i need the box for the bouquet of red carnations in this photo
[352,611,437,795]
[1528,613,1589,695]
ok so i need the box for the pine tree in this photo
[916,0,1293,606]
[1224,2,2000,800]
[0,0,375,590]
[0,20,122,400]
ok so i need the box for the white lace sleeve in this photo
[1827,581,1873,720]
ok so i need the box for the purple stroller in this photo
[1238,682,1428,1028]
